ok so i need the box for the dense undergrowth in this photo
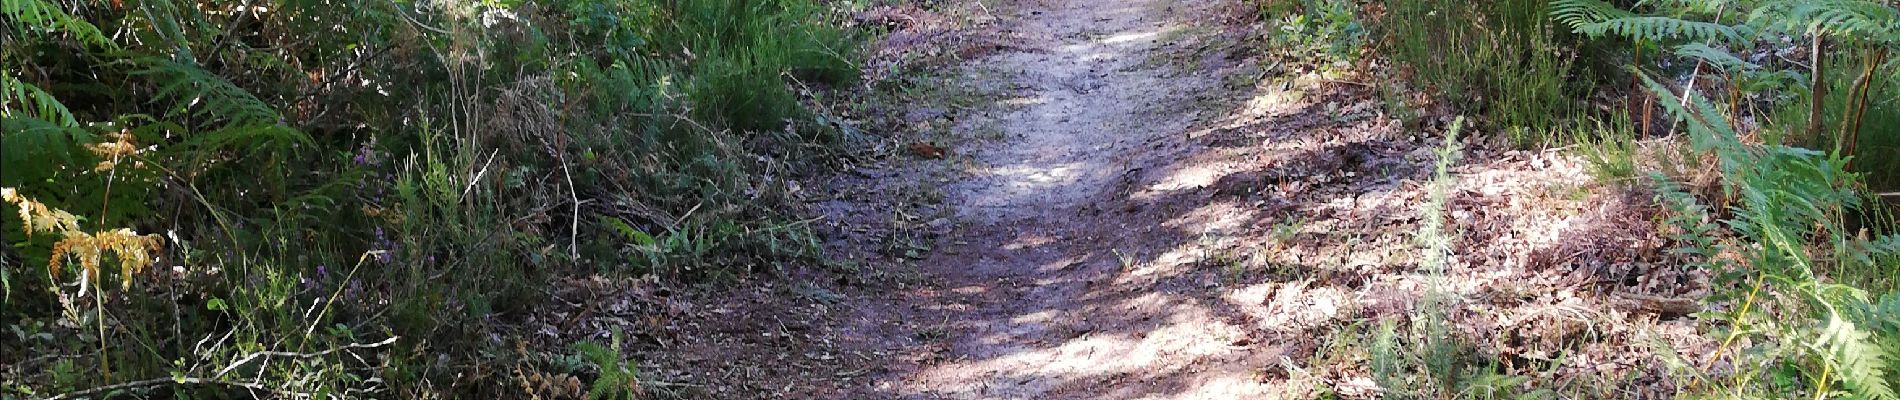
[2,0,869,397]
[1263,0,1900,397]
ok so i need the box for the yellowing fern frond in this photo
[2,187,81,236]
[49,228,163,289]
[85,130,142,172]
[5,187,163,289]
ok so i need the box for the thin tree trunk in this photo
[1808,34,1827,143]
[1635,42,1652,137]
[1842,47,1890,171]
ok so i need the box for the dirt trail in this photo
[883,0,1277,398]
[946,0,1194,220]
[830,0,1722,396]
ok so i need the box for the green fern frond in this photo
[1753,0,1900,41]
[1636,69,1744,158]
[1,114,94,188]
[573,327,640,400]
[1,0,115,48]
[1639,0,1737,16]
[1857,291,1900,370]
[1578,16,1749,43]
[0,71,78,127]
[1821,312,1898,399]
[1674,43,1761,72]
[1552,0,1637,31]
[135,57,281,126]
[179,123,313,151]
[1655,175,1730,270]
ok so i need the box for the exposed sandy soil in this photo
[861,0,1284,397]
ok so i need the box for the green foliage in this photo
[1575,114,1641,182]
[1655,177,1728,272]
[1751,0,1900,39]
[1774,49,1900,189]
[1263,0,1365,67]
[1642,68,1900,399]
[1551,0,1900,184]
[1384,0,1582,145]
[0,72,77,127]
[1418,118,1464,275]
[1553,0,1748,44]
[575,328,642,400]
[1376,118,1505,398]
[1,0,114,49]
[1820,313,1896,399]
[135,57,285,126]
[578,0,861,134]
[1373,0,1900,395]
[3,0,864,397]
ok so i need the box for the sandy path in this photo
[883,0,1279,398]
[945,0,1189,220]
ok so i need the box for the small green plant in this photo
[1376,118,1512,397]
[1199,229,1247,283]
[1265,0,1365,67]
[1270,218,1305,244]
[1575,114,1641,182]
[575,328,643,400]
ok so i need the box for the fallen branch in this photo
[1611,292,1700,317]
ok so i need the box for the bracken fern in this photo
[1642,67,1899,399]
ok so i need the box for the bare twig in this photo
[463,148,500,200]
[673,201,705,228]
[214,336,401,379]
[562,155,580,259]
[299,252,378,350]
[974,0,998,22]
[1678,5,1726,111]
[204,0,261,61]
[1321,79,1372,87]
[1808,34,1827,140]
[386,0,451,35]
